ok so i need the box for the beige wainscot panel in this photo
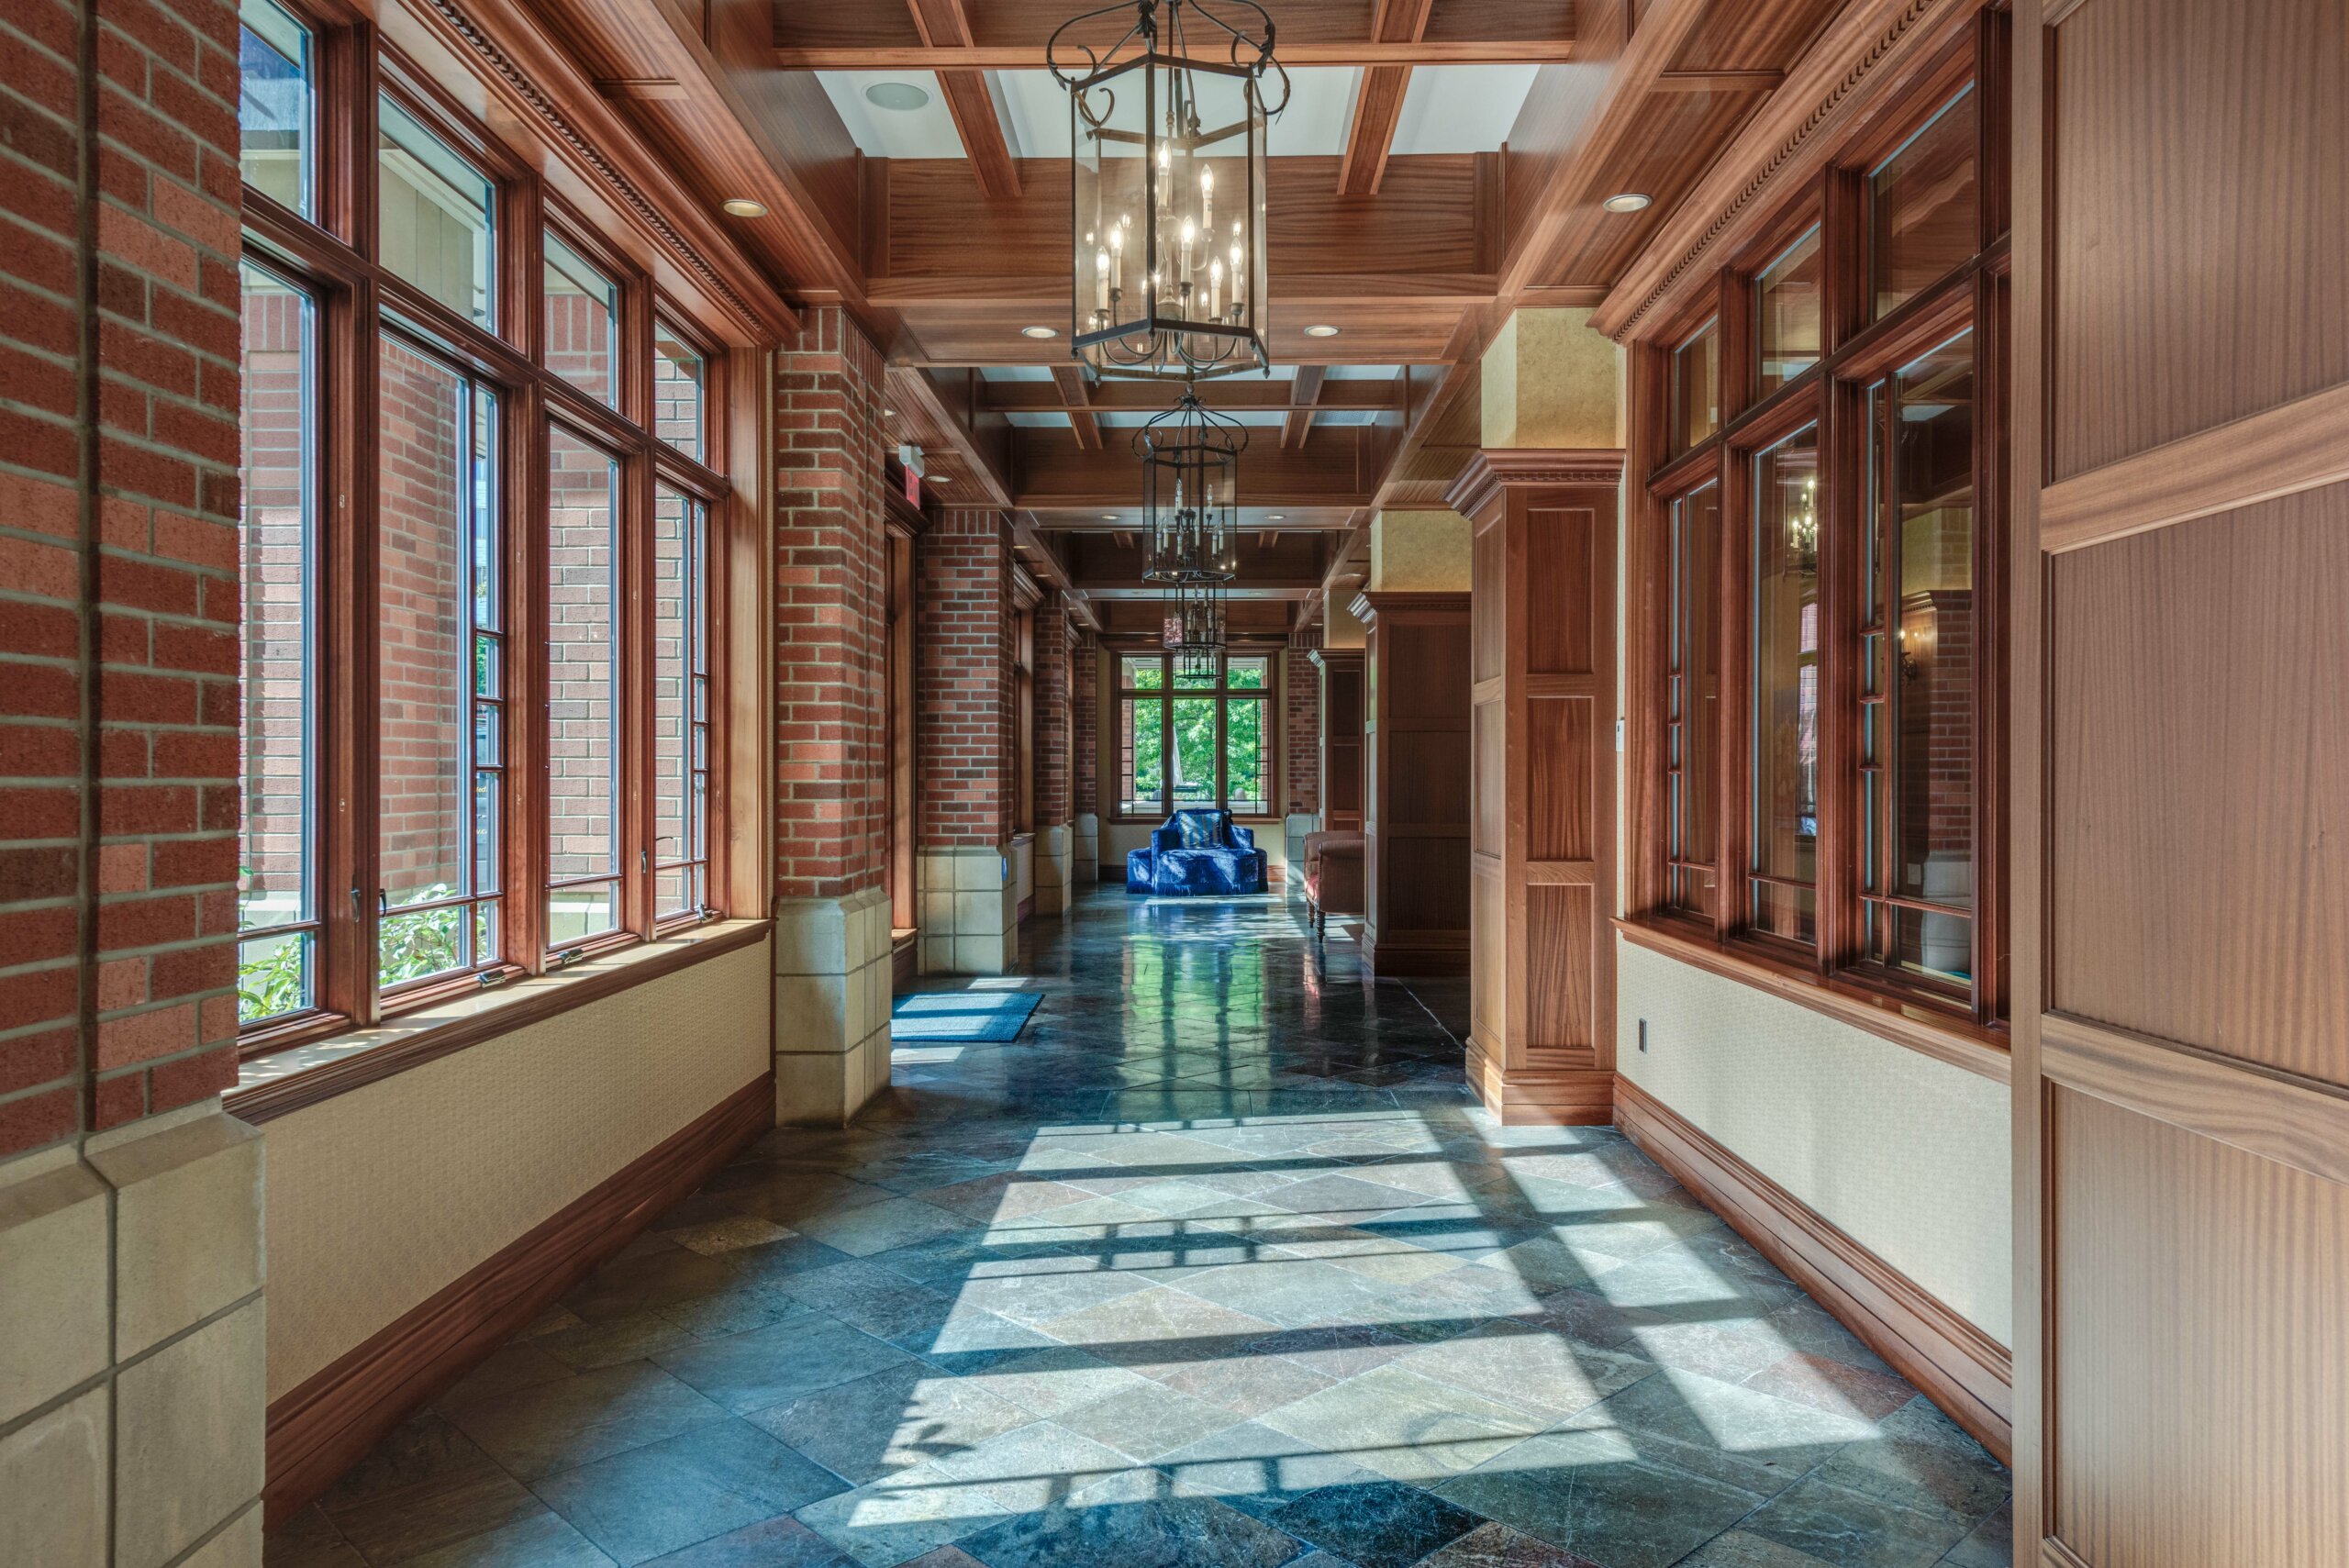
[1614,939,2012,1345]
[261,936,772,1399]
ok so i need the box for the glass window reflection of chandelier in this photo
[1050,0,1285,381]
[1137,389,1241,584]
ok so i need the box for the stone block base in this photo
[917,846,1018,974]
[773,885,895,1125]
[1074,813,1100,890]
[1035,823,1076,916]
[0,1106,266,1568]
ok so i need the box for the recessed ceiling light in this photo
[1601,192,1653,214]
[1100,513,1119,521]
[1266,514,1286,521]
[1303,324,1340,339]
[1021,325,1059,339]
[720,198,767,217]
[864,82,930,112]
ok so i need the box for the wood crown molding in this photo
[1443,448,1629,521]
[227,919,771,1125]
[1613,1075,2014,1462]
[1592,0,1983,341]
[262,1073,774,1525]
[408,0,795,344]
[1346,589,1472,627]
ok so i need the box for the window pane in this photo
[1224,655,1269,691]
[548,426,622,941]
[1755,226,1822,396]
[1672,319,1720,452]
[1870,89,1977,320]
[237,0,311,217]
[1122,695,1163,813]
[378,95,495,328]
[1225,698,1266,815]
[378,337,498,986]
[1120,655,1163,691]
[1751,423,1820,943]
[545,233,619,407]
[653,484,708,917]
[654,321,707,458]
[237,262,315,1021]
[1873,331,1976,979]
[1170,695,1217,804]
[1667,483,1720,917]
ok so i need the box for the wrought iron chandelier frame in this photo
[1135,388,1244,584]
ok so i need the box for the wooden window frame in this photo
[235,10,739,1059]
[1624,15,2011,1042]
[1110,645,1280,824]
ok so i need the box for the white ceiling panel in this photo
[979,366,1054,382]
[1390,64,1541,155]
[996,66,1360,161]
[1322,363,1402,380]
[816,72,966,159]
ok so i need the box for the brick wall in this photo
[918,507,1015,849]
[772,306,889,900]
[0,0,244,1159]
[1286,634,1320,816]
[1033,593,1071,828]
[1071,629,1097,818]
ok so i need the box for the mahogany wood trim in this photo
[2038,379,2349,553]
[1616,917,2012,1083]
[934,70,1023,200]
[1655,69,1787,92]
[774,41,1580,71]
[261,1072,774,1524]
[227,920,771,1125]
[2037,1538,2092,1568]
[1464,1038,1613,1126]
[2041,1013,2349,1193]
[1284,364,1329,450]
[1051,365,1101,450]
[1338,67,1413,196]
[1594,0,1989,341]
[1442,448,1629,518]
[1614,1074,2014,1460]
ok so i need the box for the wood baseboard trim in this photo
[262,1073,775,1525]
[1464,1037,1614,1125]
[1361,929,1472,978]
[1613,1074,2013,1462]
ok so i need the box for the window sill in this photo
[1613,916,2010,1084]
[225,918,771,1125]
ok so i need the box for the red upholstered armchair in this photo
[1300,830,1364,940]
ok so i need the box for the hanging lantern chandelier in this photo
[1049,0,1284,381]
[1163,579,1227,681]
[1136,389,1242,584]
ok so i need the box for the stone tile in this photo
[961,1346,1156,1419]
[1394,1321,1656,1423]
[1733,1476,1975,1568]
[1554,1366,1876,1498]
[1807,1400,2009,1522]
[750,1362,1034,1485]
[789,1462,1019,1568]
[636,1514,853,1567]
[1674,1530,1842,1566]
[392,1510,618,1568]
[437,1345,585,1412]
[116,1298,266,1568]
[1138,1348,1337,1418]
[921,1419,1142,1509]
[1052,1382,1242,1462]
[1031,1284,1279,1365]
[1936,1502,2013,1568]
[324,1460,544,1566]
[1742,1353,1918,1423]
[262,1507,365,1568]
[530,1418,850,1565]
[561,1248,748,1324]
[445,1362,732,1481]
[1255,1364,1546,1484]
[317,1413,499,1513]
[1409,1520,1605,1568]
[791,1196,974,1258]
[1267,1479,1482,1568]
[651,1312,919,1417]
[1433,1436,1767,1568]
[952,1494,1301,1568]
[662,1218,798,1257]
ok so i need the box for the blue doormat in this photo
[890,989,1042,1043]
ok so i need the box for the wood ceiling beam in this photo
[1010,514,1098,628]
[1335,0,1436,196]
[1654,69,1787,93]
[904,0,1022,200]
[1495,0,1712,299]
[1284,364,1328,450]
[775,40,1579,71]
[1012,428,1375,510]
[1049,365,1101,450]
[983,377,1402,415]
[887,364,1013,506]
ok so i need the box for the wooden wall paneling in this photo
[1315,650,1366,831]
[2017,0,2349,1560]
[1448,450,1624,1123]
[718,346,771,919]
[1351,592,1473,977]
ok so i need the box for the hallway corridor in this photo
[268,892,2011,1568]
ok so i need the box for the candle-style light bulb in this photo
[1096,248,1109,312]
[1208,258,1222,317]
[1199,166,1213,234]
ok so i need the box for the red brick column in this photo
[1034,594,1072,828]
[1,0,243,1157]
[1071,630,1099,820]
[1286,631,1321,817]
[917,507,1015,851]
[772,306,888,902]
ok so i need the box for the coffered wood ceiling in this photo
[527,0,1861,625]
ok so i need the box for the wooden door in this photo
[2015,0,2349,1560]
[1316,650,1364,832]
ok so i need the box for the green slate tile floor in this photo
[268,886,2012,1568]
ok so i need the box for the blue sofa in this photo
[1126,808,1268,896]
